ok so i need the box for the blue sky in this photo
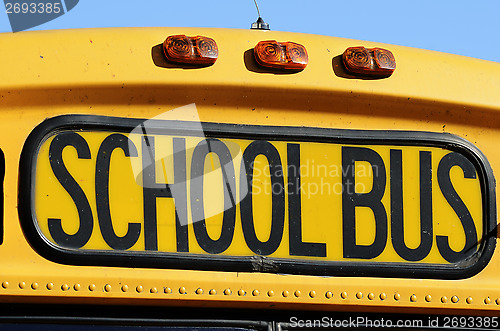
[1,1,499,62]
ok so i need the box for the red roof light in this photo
[163,35,218,65]
[254,40,308,70]
[342,46,395,77]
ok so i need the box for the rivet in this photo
[73,284,81,291]
[379,293,387,300]
[466,297,473,304]
[46,283,53,290]
[282,290,289,297]
[195,288,203,295]
[121,285,128,292]
[238,289,246,296]
[425,295,432,302]
[209,289,216,295]
[309,290,316,298]
[356,292,363,299]
[136,285,143,293]
[484,297,491,304]
[179,287,187,294]
[2,281,8,289]
[294,290,301,297]
[224,288,232,296]
[252,289,259,296]
[394,293,400,301]
[340,291,347,299]
[88,284,96,291]
[19,282,26,289]
[150,287,158,294]
[325,291,333,299]
[368,293,374,300]
[104,284,112,292]
[164,287,172,294]
[496,298,500,305]
[451,295,459,303]
[410,294,417,302]
[267,290,274,297]
[441,296,448,303]
[61,284,69,291]
[31,283,39,290]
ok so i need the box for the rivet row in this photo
[0,281,492,305]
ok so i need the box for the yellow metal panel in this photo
[0,28,498,315]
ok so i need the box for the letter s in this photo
[48,132,93,248]
[436,152,478,263]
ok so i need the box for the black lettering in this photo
[390,150,433,261]
[287,143,326,257]
[240,141,285,255]
[191,139,236,254]
[436,152,478,263]
[342,146,387,259]
[96,134,141,250]
[48,132,93,248]
[172,138,189,252]
[142,136,188,251]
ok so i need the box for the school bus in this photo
[0,27,499,329]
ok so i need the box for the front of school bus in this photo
[0,27,499,329]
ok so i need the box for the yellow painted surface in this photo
[0,27,498,314]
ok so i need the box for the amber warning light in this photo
[163,35,218,65]
[254,40,308,70]
[342,46,396,77]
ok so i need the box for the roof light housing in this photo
[163,35,218,65]
[254,40,308,70]
[342,46,396,77]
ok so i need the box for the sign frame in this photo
[18,115,497,279]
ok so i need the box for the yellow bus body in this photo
[1,27,500,317]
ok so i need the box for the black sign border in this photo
[19,115,497,279]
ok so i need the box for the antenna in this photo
[253,0,261,17]
[251,0,270,30]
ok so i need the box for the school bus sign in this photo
[19,115,496,279]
